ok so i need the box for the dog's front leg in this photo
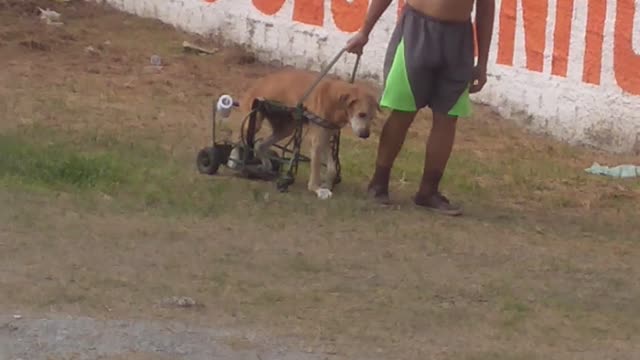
[308,130,332,200]
[325,131,339,190]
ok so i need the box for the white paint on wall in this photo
[635,1,640,53]
[100,0,640,154]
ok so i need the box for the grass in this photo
[1,1,640,359]
[2,126,635,239]
[0,134,128,191]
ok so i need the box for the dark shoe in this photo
[414,192,463,216]
[367,183,392,205]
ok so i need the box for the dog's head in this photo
[338,84,380,139]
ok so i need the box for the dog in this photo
[231,68,380,200]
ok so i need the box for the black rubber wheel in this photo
[196,147,221,175]
[276,174,294,193]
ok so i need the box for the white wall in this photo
[102,0,640,154]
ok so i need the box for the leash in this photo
[349,54,361,84]
[297,47,361,107]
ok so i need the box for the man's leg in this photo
[414,111,462,215]
[414,13,475,216]
[367,110,417,203]
[371,34,428,203]
[414,72,472,215]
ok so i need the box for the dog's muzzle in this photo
[358,130,370,139]
[350,118,370,139]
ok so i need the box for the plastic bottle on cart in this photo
[216,94,234,143]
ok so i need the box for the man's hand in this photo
[473,0,495,93]
[343,0,392,55]
[345,31,369,55]
[469,65,487,93]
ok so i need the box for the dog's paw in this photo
[315,188,333,200]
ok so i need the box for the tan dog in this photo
[233,68,380,199]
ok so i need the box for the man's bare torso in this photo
[407,0,475,22]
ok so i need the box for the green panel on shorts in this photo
[380,39,417,112]
[448,87,472,118]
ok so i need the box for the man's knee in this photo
[386,109,418,125]
[432,111,458,122]
[431,111,459,134]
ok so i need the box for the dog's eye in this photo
[358,112,367,118]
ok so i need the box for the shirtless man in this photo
[346,0,495,216]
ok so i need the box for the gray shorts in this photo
[379,4,475,117]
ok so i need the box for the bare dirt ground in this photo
[1,1,640,360]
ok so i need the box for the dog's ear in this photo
[339,92,354,106]
[364,92,382,113]
[355,83,382,113]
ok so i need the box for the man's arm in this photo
[475,0,495,70]
[360,0,393,36]
[345,0,392,54]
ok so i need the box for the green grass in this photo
[0,130,235,216]
[0,128,407,221]
[0,126,637,234]
[0,134,128,191]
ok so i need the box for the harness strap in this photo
[304,110,341,130]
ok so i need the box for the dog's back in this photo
[239,68,330,113]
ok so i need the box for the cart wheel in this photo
[196,147,221,175]
[276,174,294,193]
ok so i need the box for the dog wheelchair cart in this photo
[195,49,360,193]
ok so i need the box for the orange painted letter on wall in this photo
[583,0,606,85]
[497,0,548,72]
[497,0,516,66]
[552,0,573,77]
[332,0,368,33]
[614,0,640,95]
[293,0,325,26]
[522,0,548,72]
[253,0,285,15]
